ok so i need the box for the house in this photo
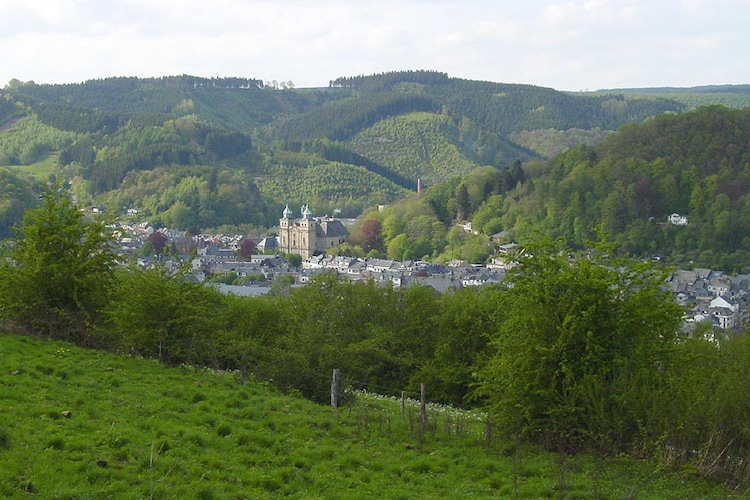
[366,259,400,273]
[706,306,737,330]
[255,236,279,253]
[708,276,731,297]
[709,295,739,313]
[668,213,688,225]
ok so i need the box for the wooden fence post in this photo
[331,369,341,408]
[420,383,427,432]
[240,351,247,386]
[401,391,406,422]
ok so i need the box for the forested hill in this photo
[3,72,686,133]
[498,105,750,271]
[0,71,745,239]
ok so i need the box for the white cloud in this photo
[1,0,749,89]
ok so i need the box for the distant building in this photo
[668,213,688,225]
[256,236,279,253]
[278,205,349,259]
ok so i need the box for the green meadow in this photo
[8,152,60,181]
[0,333,734,499]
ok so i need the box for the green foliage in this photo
[0,71,693,233]
[269,91,441,143]
[0,184,117,341]
[351,112,486,184]
[598,85,750,110]
[364,164,524,263]
[476,236,683,453]
[0,114,76,166]
[648,334,750,484]
[331,70,451,92]
[285,253,302,268]
[428,80,684,136]
[1,204,750,488]
[207,272,238,285]
[410,286,497,406]
[108,266,227,366]
[257,161,409,214]
[442,227,493,263]
[472,194,505,235]
[501,106,750,271]
[0,167,37,238]
[101,166,275,229]
[5,73,750,270]
[0,94,24,124]
[510,127,612,158]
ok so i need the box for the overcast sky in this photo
[1,0,748,91]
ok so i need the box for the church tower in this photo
[279,204,293,254]
[297,205,316,258]
[277,203,347,259]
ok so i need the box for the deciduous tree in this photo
[0,183,117,342]
[476,235,682,452]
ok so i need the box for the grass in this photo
[0,332,738,498]
[8,152,60,181]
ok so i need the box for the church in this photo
[278,205,349,259]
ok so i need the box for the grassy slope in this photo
[0,333,733,499]
[8,152,60,181]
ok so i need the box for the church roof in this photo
[316,220,349,237]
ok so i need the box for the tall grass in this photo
[0,333,734,498]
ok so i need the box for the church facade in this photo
[278,205,349,259]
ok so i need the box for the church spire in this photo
[282,204,293,219]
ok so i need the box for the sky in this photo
[1,0,748,91]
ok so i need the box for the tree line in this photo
[499,105,750,272]
[335,163,524,262]
[2,187,750,489]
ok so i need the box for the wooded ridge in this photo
[1,71,750,270]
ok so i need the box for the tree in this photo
[108,265,227,366]
[476,235,683,452]
[286,253,302,268]
[0,183,117,343]
[147,230,169,256]
[410,286,497,407]
[454,183,470,221]
[237,238,257,260]
[268,273,295,296]
[349,218,383,252]
[386,233,409,261]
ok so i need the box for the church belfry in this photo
[277,203,349,259]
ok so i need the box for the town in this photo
[112,206,749,338]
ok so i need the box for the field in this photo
[8,152,60,181]
[0,333,735,499]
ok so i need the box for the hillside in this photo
[597,84,750,110]
[0,71,699,233]
[4,189,750,494]
[356,105,750,270]
[2,71,749,245]
[0,333,731,498]
[497,105,750,271]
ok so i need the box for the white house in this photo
[668,213,689,226]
